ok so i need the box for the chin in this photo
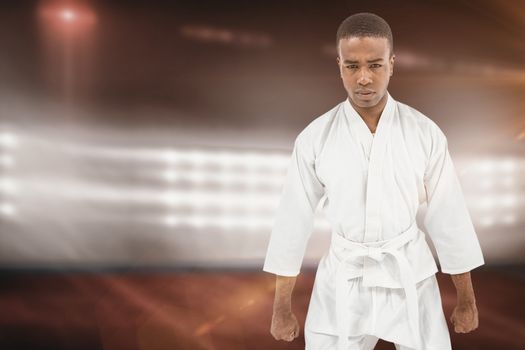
[351,97,379,109]
[349,92,384,109]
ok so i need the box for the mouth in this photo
[356,90,374,95]
[355,91,375,99]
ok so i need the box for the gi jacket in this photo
[262,92,484,346]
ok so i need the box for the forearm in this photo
[450,271,476,304]
[273,275,297,314]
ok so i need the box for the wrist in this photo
[457,297,476,306]
[273,302,292,315]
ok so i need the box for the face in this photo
[336,36,395,110]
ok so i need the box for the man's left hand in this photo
[450,301,479,333]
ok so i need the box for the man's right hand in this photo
[270,310,300,342]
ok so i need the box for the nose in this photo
[357,68,372,86]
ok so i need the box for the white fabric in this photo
[262,92,485,349]
[305,331,379,350]
[304,274,451,350]
[332,222,422,349]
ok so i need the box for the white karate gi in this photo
[262,92,485,349]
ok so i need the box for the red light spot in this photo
[60,9,76,22]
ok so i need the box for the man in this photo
[262,12,484,350]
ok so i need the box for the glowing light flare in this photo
[0,132,18,148]
[478,176,515,189]
[477,160,497,173]
[163,170,178,182]
[163,214,273,229]
[60,9,76,22]
[477,213,518,227]
[479,179,494,190]
[499,159,517,172]
[161,190,277,209]
[479,217,495,227]
[0,155,14,168]
[473,158,524,173]
[394,51,432,69]
[478,197,495,209]
[38,2,97,34]
[163,150,180,163]
[21,178,280,210]
[163,148,289,171]
[500,194,518,207]
[0,203,16,217]
[180,25,272,48]
[501,214,516,225]
[0,178,17,194]
[46,141,290,171]
[517,129,525,141]
[468,193,524,211]
[501,176,515,187]
[164,216,181,226]
[161,168,284,187]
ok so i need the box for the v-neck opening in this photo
[343,92,393,162]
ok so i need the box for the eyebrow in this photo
[343,58,384,64]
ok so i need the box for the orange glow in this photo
[59,9,76,22]
[36,1,98,102]
[37,1,97,34]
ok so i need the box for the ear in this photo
[389,54,395,76]
[336,56,343,77]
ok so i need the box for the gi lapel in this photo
[344,92,395,242]
[343,100,374,168]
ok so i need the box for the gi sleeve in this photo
[262,133,326,277]
[422,124,485,274]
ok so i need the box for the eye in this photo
[370,63,382,68]
[345,65,358,69]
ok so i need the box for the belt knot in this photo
[367,246,385,261]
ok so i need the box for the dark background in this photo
[0,1,523,349]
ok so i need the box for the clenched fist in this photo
[270,310,300,342]
[450,301,479,333]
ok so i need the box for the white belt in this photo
[331,222,422,350]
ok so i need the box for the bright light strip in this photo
[16,135,293,170]
[161,190,278,208]
[179,25,272,48]
[162,169,285,187]
[60,143,291,170]
[471,158,525,173]
[0,203,16,216]
[501,176,515,187]
[474,175,516,190]
[162,149,290,170]
[164,214,273,229]
[163,213,331,230]
[500,194,518,207]
[468,194,523,210]
[0,133,18,148]
[0,155,14,168]
[19,179,281,209]
[17,136,525,177]
[478,179,494,190]
[476,160,496,173]
[478,216,495,227]
[0,177,17,194]
[476,213,519,227]
[476,197,495,210]
[501,214,516,225]
[499,159,517,172]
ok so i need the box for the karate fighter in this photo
[263,12,484,350]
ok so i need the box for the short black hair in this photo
[336,12,394,57]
